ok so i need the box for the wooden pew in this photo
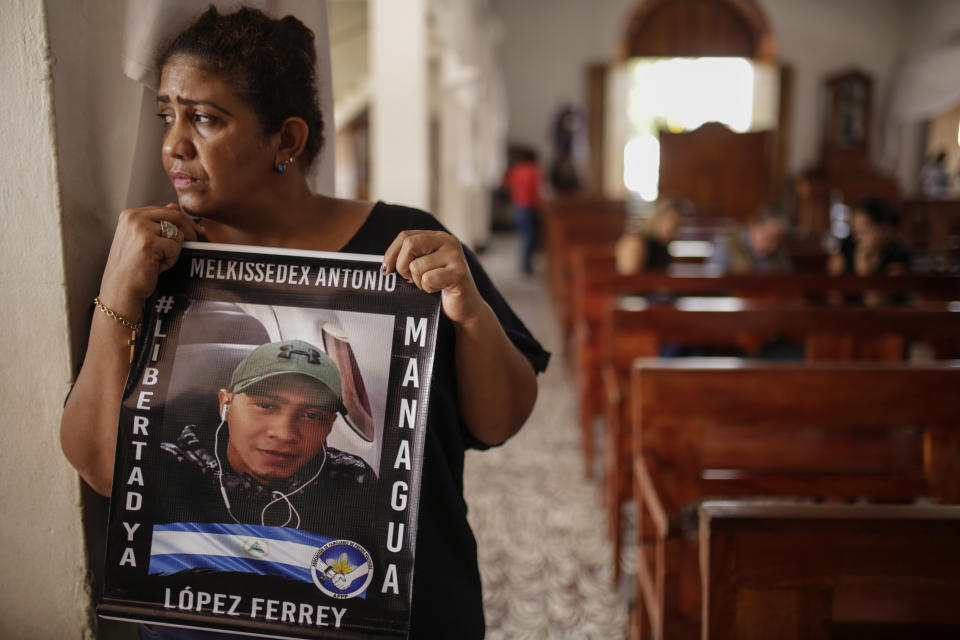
[569,261,960,476]
[550,219,623,350]
[569,256,960,354]
[563,216,735,352]
[629,361,960,640]
[571,263,960,359]
[602,299,960,578]
[565,244,616,353]
[901,199,960,272]
[541,195,625,308]
[606,297,960,361]
[557,209,731,360]
[699,502,960,639]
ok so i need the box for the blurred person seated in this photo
[614,198,690,274]
[708,207,792,274]
[828,199,911,276]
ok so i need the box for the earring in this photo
[276,157,296,174]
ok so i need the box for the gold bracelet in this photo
[93,297,142,332]
[93,297,142,362]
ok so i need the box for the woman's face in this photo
[157,55,275,219]
[219,375,338,484]
[653,209,680,243]
[851,210,883,249]
[750,219,786,257]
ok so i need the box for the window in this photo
[622,57,779,201]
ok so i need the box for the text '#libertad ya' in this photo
[117,302,174,569]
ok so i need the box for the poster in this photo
[98,243,441,639]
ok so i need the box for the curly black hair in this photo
[856,198,900,229]
[156,6,324,166]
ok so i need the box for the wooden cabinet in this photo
[795,70,899,233]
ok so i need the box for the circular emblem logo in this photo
[242,539,270,560]
[310,540,374,599]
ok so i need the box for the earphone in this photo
[212,402,326,528]
[215,404,232,511]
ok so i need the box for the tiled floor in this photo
[466,233,629,639]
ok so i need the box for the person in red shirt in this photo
[504,147,542,274]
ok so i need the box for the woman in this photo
[828,199,911,276]
[60,7,548,639]
[614,198,686,274]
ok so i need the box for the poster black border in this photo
[99,243,441,639]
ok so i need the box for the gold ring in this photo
[160,220,180,240]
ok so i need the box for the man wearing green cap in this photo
[159,339,376,534]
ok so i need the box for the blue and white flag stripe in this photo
[153,521,334,546]
[149,522,333,583]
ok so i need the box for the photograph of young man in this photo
[160,339,377,535]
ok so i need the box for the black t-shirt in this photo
[342,202,550,638]
[643,235,672,270]
[839,236,912,274]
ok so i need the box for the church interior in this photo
[3,0,960,638]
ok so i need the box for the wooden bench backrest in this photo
[606,301,960,370]
[631,361,960,517]
[544,208,625,305]
[660,123,773,222]
[599,304,959,581]
[570,263,960,353]
[575,269,960,329]
[699,501,960,639]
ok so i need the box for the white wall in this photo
[900,0,960,55]
[893,0,960,193]
[45,2,147,636]
[764,0,905,174]
[329,0,369,129]
[0,1,91,637]
[491,0,909,186]
[490,0,633,159]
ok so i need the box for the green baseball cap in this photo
[229,340,346,415]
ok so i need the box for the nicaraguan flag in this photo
[149,522,334,583]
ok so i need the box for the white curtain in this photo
[121,0,335,208]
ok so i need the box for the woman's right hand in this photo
[61,204,203,496]
[97,204,204,319]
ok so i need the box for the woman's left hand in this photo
[383,228,538,445]
[382,230,485,326]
